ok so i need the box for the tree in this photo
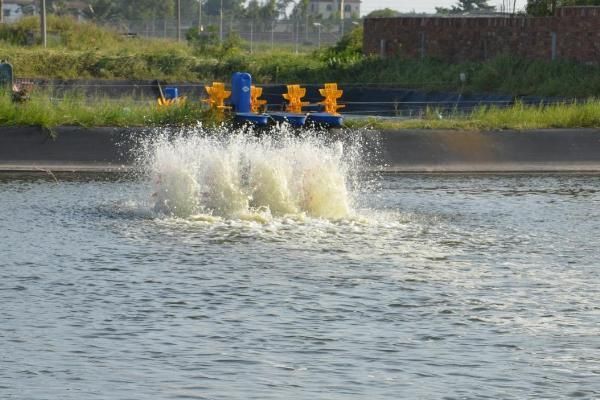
[49,0,70,15]
[525,0,558,15]
[83,0,176,22]
[243,0,278,30]
[366,8,400,17]
[202,0,244,16]
[526,0,600,16]
[118,0,177,21]
[186,24,218,50]
[290,0,309,20]
[436,0,496,14]
[244,0,261,20]
[83,0,122,22]
[258,0,279,25]
[275,0,293,18]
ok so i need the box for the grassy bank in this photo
[2,17,600,97]
[3,89,600,130]
[346,101,600,131]
[0,91,215,128]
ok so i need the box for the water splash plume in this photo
[139,125,370,221]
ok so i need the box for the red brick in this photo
[363,6,600,64]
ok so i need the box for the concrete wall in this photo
[1,127,600,173]
[363,6,600,64]
[0,126,140,165]
[377,129,600,172]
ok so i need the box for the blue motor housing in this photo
[0,61,13,90]
[234,112,270,127]
[164,87,179,100]
[269,112,307,127]
[306,112,344,128]
[230,72,252,113]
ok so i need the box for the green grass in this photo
[346,101,600,131]
[0,90,217,129]
[2,16,600,130]
[3,89,600,130]
[2,17,600,97]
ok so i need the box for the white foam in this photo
[138,125,368,221]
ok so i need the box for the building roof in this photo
[310,0,361,3]
[4,0,87,9]
[3,0,34,5]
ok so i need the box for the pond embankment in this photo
[1,127,599,173]
[377,129,600,173]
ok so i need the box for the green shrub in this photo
[0,89,214,128]
[2,16,600,98]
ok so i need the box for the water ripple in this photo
[0,174,599,399]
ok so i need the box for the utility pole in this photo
[0,0,4,24]
[294,19,298,54]
[313,22,321,49]
[40,0,47,48]
[219,0,223,43]
[305,5,308,43]
[340,0,345,37]
[198,0,202,31]
[177,0,181,41]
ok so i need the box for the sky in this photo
[361,0,529,15]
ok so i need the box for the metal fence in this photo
[15,78,569,119]
[100,17,359,49]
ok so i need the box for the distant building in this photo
[1,0,30,23]
[1,0,87,22]
[309,0,361,19]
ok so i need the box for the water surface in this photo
[1,173,599,399]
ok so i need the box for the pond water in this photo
[1,132,599,399]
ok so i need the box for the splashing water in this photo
[139,125,370,221]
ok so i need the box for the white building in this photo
[1,0,30,23]
[1,0,86,23]
[309,0,361,19]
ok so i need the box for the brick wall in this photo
[363,7,600,64]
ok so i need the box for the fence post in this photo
[177,0,181,42]
[295,20,299,54]
[271,22,274,50]
[198,0,202,31]
[40,0,47,48]
[551,32,557,61]
[219,0,223,43]
[380,39,386,58]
